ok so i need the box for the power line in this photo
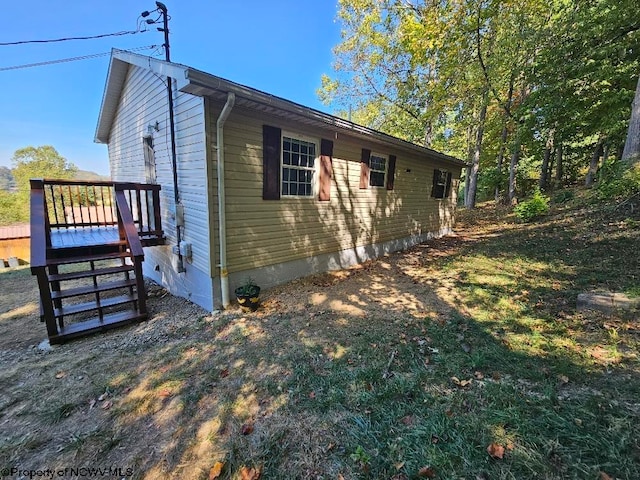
[0,45,158,72]
[0,29,147,46]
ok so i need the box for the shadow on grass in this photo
[1,200,638,479]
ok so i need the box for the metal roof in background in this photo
[0,224,30,240]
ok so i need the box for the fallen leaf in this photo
[395,461,405,470]
[418,466,436,478]
[461,343,472,353]
[241,423,254,435]
[98,392,108,401]
[400,415,415,426]
[209,461,224,480]
[474,371,485,380]
[158,389,172,398]
[337,475,345,480]
[558,375,569,384]
[220,368,230,378]
[325,442,335,452]
[451,377,472,387]
[100,400,113,410]
[431,434,439,444]
[574,418,583,426]
[599,472,613,480]
[55,371,66,379]
[487,443,505,459]
[88,399,96,410]
[239,466,260,480]
[309,391,316,399]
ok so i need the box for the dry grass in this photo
[0,188,638,479]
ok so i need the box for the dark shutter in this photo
[319,138,333,201]
[386,154,396,190]
[263,124,281,200]
[360,148,371,189]
[444,171,452,198]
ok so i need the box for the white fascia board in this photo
[182,69,465,167]
[94,50,190,144]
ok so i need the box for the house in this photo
[95,49,464,312]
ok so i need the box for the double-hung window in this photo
[369,153,387,188]
[431,169,452,199]
[282,135,317,197]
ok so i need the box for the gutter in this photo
[216,92,236,308]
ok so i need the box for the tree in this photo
[622,74,640,164]
[0,166,15,191]
[0,146,77,225]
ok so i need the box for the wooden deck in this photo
[50,226,120,249]
[30,179,165,344]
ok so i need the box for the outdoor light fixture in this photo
[147,121,159,135]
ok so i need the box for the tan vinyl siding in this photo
[206,101,459,275]
[107,64,212,276]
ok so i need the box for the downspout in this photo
[216,92,235,308]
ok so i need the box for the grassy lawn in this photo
[0,188,638,479]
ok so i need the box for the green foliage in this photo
[349,445,371,466]
[235,277,259,297]
[552,189,575,204]
[477,166,503,201]
[0,166,15,191]
[0,146,77,225]
[596,161,640,200]
[322,0,640,204]
[0,191,21,225]
[513,189,550,222]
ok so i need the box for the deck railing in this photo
[30,179,164,266]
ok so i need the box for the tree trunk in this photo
[494,123,508,202]
[466,93,488,209]
[540,132,554,191]
[554,142,563,188]
[508,135,521,205]
[494,76,515,202]
[464,166,471,205]
[585,138,603,187]
[622,74,640,165]
[424,122,433,148]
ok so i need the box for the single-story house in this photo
[95,49,464,311]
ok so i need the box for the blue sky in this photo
[0,1,341,175]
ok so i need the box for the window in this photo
[369,153,387,187]
[282,135,317,197]
[431,169,452,199]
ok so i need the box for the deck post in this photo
[35,267,58,338]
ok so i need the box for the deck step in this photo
[50,309,147,344]
[54,294,138,317]
[48,264,134,282]
[46,251,131,267]
[51,279,136,300]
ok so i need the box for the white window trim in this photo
[369,152,388,188]
[280,131,319,198]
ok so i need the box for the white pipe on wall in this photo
[216,92,235,308]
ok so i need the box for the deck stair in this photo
[30,179,164,344]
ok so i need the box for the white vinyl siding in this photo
[107,64,214,310]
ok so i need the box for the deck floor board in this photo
[50,226,120,249]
